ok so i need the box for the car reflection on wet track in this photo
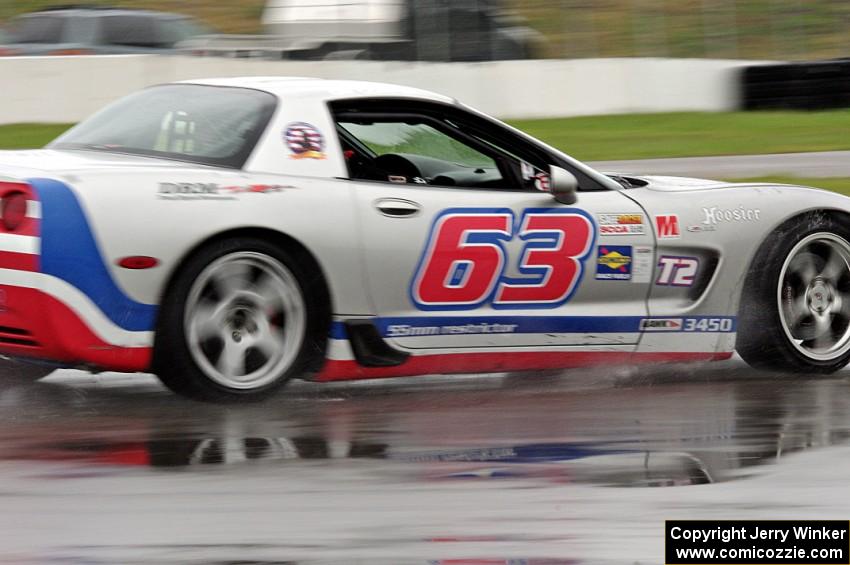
[1,361,850,563]
[9,433,703,486]
[0,361,848,487]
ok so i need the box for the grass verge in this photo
[0,124,72,150]
[4,111,850,161]
[509,111,850,161]
[2,121,850,200]
[725,177,850,197]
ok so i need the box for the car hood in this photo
[0,149,203,178]
[615,174,785,192]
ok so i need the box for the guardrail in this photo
[0,55,763,125]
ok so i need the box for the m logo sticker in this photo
[655,214,680,239]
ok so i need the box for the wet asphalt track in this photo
[0,359,849,563]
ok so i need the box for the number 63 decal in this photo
[410,208,596,310]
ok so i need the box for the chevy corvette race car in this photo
[1,77,849,400]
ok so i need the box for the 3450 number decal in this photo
[411,208,595,310]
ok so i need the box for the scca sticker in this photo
[410,208,596,310]
[598,213,645,236]
[596,245,632,280]
[284,122,326,160]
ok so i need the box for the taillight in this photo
[2,192,28,232]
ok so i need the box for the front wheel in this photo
[738,213,850,373]
[153,238,319,401]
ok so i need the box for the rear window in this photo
[6,15,66,43]
[49,84,277,169]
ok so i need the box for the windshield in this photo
[50,84,277,169]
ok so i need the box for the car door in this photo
[333,99,654,350]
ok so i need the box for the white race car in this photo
[1,77,849,400]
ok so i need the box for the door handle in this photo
[374,198,422,218]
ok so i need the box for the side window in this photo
[337,119,513,189]
[332,99,610,192]
[331,100,577,191]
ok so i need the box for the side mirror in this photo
[550,166,578,205]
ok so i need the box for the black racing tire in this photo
[737,212,850,374]
[152,237,326,402]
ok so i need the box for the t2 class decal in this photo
[411,208,595,310]
[656,256,699,286]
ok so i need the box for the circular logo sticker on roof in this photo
[284,122,326,160]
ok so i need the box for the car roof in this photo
[179,77,456,105]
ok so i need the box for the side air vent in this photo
[0,325,39,347]
[688,255,719,301]
[344,320,410,368]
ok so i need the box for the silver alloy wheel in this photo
[777,232,850,361]
[184,251,306,390]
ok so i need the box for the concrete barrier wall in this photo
[0,55,764,124]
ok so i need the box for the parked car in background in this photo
[180,0,543,62]
[0,5,211,56]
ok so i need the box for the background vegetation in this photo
[3,1,850,60]
[8,111,850,160]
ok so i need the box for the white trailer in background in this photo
[180,0,542,61]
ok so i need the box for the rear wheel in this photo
[738,213,850,373]
[154,238,321,401]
